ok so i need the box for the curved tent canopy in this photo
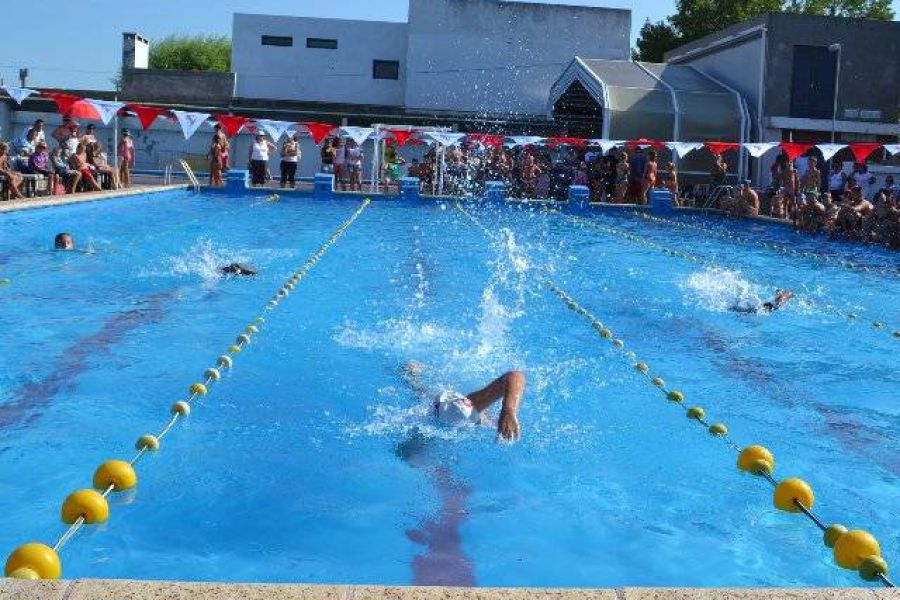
[548,58,743,144]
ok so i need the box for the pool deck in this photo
[1,580,897,600]
[0,184,189,214]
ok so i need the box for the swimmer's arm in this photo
[466,371,525,441]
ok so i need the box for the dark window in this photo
[307,38,338,50]
[261,35,293,47]
[790,45,837,119]
[373,60,400,80]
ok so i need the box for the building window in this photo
[261,35,293,47]
[789,45,836,120]
[307,38,338,50]
[373,60,400,80]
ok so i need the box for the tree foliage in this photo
[634,0,895,61]
[149,35,232,72]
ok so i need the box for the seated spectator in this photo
[50,147,81,194]
[28,142,57,193]
[797,192,826,233]
[52,117,75,147]
[0,142,25,199]
[68,143,102,192]
[15,128,37,156]
[81,124,98,146]
[86,142,119,189]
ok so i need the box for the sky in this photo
[0,0,677,91]
[2,0,899,91]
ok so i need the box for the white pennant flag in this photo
[341,126,374,145]
[815,143,847,162]
[255,119,294,142]
[84,99,126,125]
[427,132,467,147]
[1,86,38,105]
[508,135,544,147]
[666,142,703,159]
[881,144,900,156]
[742,142,780,158]
[171,110,210,140]
[598,140,625,154]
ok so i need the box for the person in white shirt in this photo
[345,139,364,192]
[333,137,347,191]
[829,162,847,197]
[279,132,301,189]
[248,132,276,187]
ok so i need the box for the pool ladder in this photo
[178,159,201,193]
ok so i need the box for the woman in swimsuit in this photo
[641,150,658,205]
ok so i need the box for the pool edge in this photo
[1,580,893,599]
[0,184,190,214]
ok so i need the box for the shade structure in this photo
[549,58,743,145]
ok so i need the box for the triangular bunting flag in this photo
[848,142,883,163]
[44,92,84,117]
[666,142,703,159]
[508,136,545,147]
[126,104,166,130]
[214,114,250,138]
[304,122,337,145]
[882,144,900,156]
[341,126,374,146]
[255,120,294,142]
[546,137,587,148]
[742,143,779,158]
[780,142,813,161]
[387,129,414,146]
[1,86,38,105]
[815,144,846,162]
[171,110,210,140]
[704,141,741,155]
[598,140,624,154]
[467,133,505,148]
[426,132,467,146]
[84,99,125,125]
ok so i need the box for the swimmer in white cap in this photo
[402,362,525,441]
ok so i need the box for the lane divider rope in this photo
[3,199,372,581]
[455,202,894,588]
[567,212,900,341]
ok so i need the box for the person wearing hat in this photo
[118,129,135,188]
[27,140,56,193]
[248,131,276,187]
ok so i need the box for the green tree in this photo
[633,20,681,62]
[785,0,894,18]
[149,35,232,72]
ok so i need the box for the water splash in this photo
[140,238,251,282]
[681,267,764,313]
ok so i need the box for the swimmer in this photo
[54,233,75,251]
[403,361,525,442]
[220,262,257,276]
[731,289,794,314]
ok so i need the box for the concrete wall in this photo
[764,12,900,125]
[232,13,408,106]
[121,69,236,105]
[405,0,631,116]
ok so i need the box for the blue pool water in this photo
[0,191,897,587]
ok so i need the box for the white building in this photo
[232,0,631,117]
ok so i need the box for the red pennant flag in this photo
[68,100,102,121]
[780,142,813,161]
[704,141,741,155]
[547,136,587,148]
[387,129,414,146]
[848,142,882,164]
[213,114,250,138]
[303,122,337,145]
[626,138,666,150]
[467,133,505,148]
[126,104,166,130]
[43,91,85,117]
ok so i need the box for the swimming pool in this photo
[0,190,897,587]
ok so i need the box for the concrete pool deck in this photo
[2,581,897,600]
[0,184,189,214]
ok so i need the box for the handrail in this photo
[178,159,201,192]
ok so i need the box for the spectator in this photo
[52,117,75,147]
[665,162,679,204]
[333,137,347,191]
[86,142,119,189]
[828,162,847,198]
[50,147,81,194]
[67,142,102,192]
[0,142,25,199]
[118,129,134,189]
[320,137,336,173]
[345,138,364,192]
[280,133,301,189]
[627,148,646,203]
[710,153,727,189]
[248,132,276,187]
[81,124,97,146]
[640,150,658,205]
[208,132,226,187]
[30,119,46,145]
[28,141,57,193]
[614,151,629,203]
[15,128,37,155]
[800,156,821,195]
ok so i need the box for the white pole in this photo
[370,124,379,193]
[830,44,842,144]
[112,94,119,171]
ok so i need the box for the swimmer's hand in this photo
[497,408,520,442]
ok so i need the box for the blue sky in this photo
[2,0,898,91]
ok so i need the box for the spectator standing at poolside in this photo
[208,133,226,187]
[333,137,347,191]
[828,162,847,198]
[710,153,727,190]
[280,133,301,189]
[320,138,335,173]
[0,142,25,199]
[118,129,134,189]
[248,132,276,187]
[614,151,629,203]
[800,156,821,195]
[521,152,539,198]
[345,139,364,192]
[640,150,658,205]
[627,148,646,203]
[665,162,679,204]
